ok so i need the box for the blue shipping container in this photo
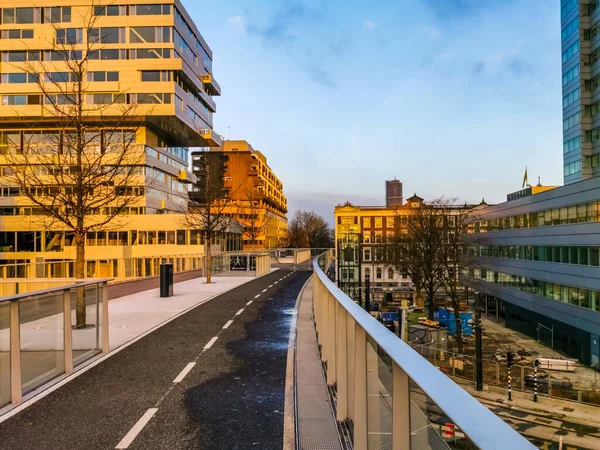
[435,308,473,336]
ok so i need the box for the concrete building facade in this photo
[191,140,288,250]
[0,0,243,276]
[385,178,403,208]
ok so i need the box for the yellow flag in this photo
[522,167,528,189]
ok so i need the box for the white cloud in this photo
[420,24,442,41]
[364,20,375,29]
[227,15,246,33]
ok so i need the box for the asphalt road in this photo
[0,268,310,450]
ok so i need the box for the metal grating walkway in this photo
[296,278,343,450]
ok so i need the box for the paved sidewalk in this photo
[295,278,342,450]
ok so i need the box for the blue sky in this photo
[182,0,563,223]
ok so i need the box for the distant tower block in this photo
[386,178,403,208]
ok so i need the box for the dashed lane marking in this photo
[223,320,233,329]
[204,336,218,350]
[262,289,268,293]
[254,294,261,299]
[235,308,244,316]
[115,408,158,449]
[173,362,196,384]
[246,301,253,306]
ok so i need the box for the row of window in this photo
[0,7,70,25]
[0,129,136,149]
[561,0,578,19]
[472,245,600,267]
[564,160,582,176]
[563,111,580,131]
[562,16,579,40]
[0,206,148,217]
[0,29,33,39]
[466,268,600,313]
[1,48,173,63]
[563,135,581,154]
[563,88,580,108]
[174,9,211,72]
[146,147,187,172]
[473,200,600,232]
[94,4,172,17]
[0,71,118,84]
[562,40,579,63]
[563,64,579,86]
[1,92,173,106]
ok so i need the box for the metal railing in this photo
[313,252,534,449]
[0,279,111,408]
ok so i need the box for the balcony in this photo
[199,128,223,147]
[200,74,221,96]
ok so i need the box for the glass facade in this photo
[466,268,600,313]
[472,245,600,267]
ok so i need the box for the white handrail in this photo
[312,254,534,449]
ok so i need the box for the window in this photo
[3,8,41,24]
[130,27,171,44]
[87,93,126,105]
[45,72,77,83]
[562,40,579,63]
[376,268,382,279]
[56,28,82,45]
[93,5,126,16]
[563,65,579,86]
[364,249,371,261]
[1,29,33,39]
[386,217,394,228]
[130,48,171,59]
[387,268,394,279]
[563,88,580,108]
[363,217,371,228]
[44,6,71,23]
[131,4,172,15]
[1,73,38,84]
[564,136,581,154]
[88,27,125,44]
[365,268,371,280]
[88,49,126,60]
[141,71,172,82]
[375,217,383,228]
[2,95,41,105]
[562,17,579,40]
[132,93,172,104]
[87,71,119,82]
[45,94,76,105]
[563,112,580,131]
[44,50,82,61]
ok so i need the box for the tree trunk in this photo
[206,232,212,284]
[427,286,435,320]
[453,295,464,354]
[75,233,86,328]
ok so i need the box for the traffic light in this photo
[506,351,515,367]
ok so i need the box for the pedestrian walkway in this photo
[295,278,342,450]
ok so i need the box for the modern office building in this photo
[0,0,243,277]
[461,1,600,367]
[385,178,403,208]
[191,140,288,249]
[560,0,600,184]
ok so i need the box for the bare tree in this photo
[186,151,234,283]
[3,11,145,327]
[238,187,269,249]
[287,209,333,249]
[437,200,478,354]
[384,200,447,320]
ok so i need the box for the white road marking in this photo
[254,294,261,299]
[262,289,267,293]
[204,336,218,350]
[246,301,253,306]
[173,362,196,383]
[274,281,278,285]
[115,408,158,449]
[223,320,233,329]
[235,308,244,316]
[269,284,273,288]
